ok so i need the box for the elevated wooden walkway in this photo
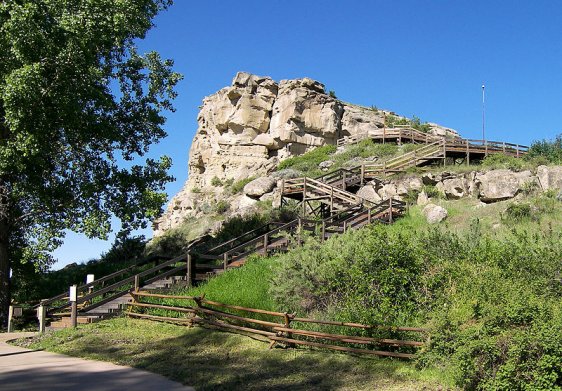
[338,126,527,165]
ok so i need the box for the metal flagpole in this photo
[482,84,485,141]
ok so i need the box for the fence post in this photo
[321,221,326,242]
[516,145,520,158]
[342,171,347,190]
[368,208,372,224]
[186,252,193,287]
[389,198,394,223]
[263,233,269,255]
[302,178,307,216]
[69,285,77,329]
[330,186,334,213]
[502,142,506,153]
[361,164,365,185]
[134,274,140,292]
[283,312,294,347]
[297,218,302,244]
[223,252,229,271]
[37,303,46,333]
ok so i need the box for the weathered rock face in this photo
[423,204,448,224]
[154,72,459,236]
[475,170,533,202]
[537,165,562,191]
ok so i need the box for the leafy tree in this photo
[0,0,181,326]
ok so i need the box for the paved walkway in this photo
[0,332,193,391]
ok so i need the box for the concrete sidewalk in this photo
[0,332,193,391]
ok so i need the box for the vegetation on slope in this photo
[138,190,562,390]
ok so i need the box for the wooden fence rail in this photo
[127,291,427,360]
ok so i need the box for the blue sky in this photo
[51,0,562,269]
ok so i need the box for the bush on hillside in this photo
[269,222,562,389]
[277,145,337,173]
[481,153,525,170]
[229,177,255,194]
[526,134,562,164]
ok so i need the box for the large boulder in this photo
[475,169,534,203]
[243,177,277,198]
[442,178,470,199]
[340,104,384,137]
[417,191,430,206]
[422,203,448,224]
[357,184,382,203]
[537,165,562,191]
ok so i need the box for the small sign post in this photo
[69,285,78,328]
[37,303,46,333]
[8,306,23,333]
[86,274,95,295]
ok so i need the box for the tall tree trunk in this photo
[0,217,9,329]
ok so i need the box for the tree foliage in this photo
[0,0,181,325]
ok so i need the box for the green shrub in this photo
[328,90,337,98]
[213,200,229,214]
[191,187,201,194]
[526,134,562,164]
[422,184,442,199]
[277,145,337,173]
[230,177,255,194]
[211,176,223,187]
[503,202,532,222]
[481,154,525,170]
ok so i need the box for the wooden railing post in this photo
[297,218,302,245]
[466,139,470,165]
[186,253,193,287]
[37,303,46,333]
[223,252,229,271]
[361,164,365,185]
[342,171,347,190]
[321,221,326,242]
[302,178,307,216]
[368,208,372,223]
[263,233,269,255]
[330,186,334,213]
[389,198,394,223]
[383,113,386,144]
[502,142,506,153]
[516,145,520,158]
[134,274,140,292]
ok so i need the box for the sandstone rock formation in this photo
[475,170,534,202]
[154,72,459,236]
[536,165,562,191]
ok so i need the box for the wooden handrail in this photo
[40,254,172,306]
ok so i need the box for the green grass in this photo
[15,318,452,390]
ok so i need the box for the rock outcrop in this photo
[536,165,562,191]
[423,204,448,224]
[153,72,457,236]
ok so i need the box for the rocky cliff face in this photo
[153,72,457,236]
